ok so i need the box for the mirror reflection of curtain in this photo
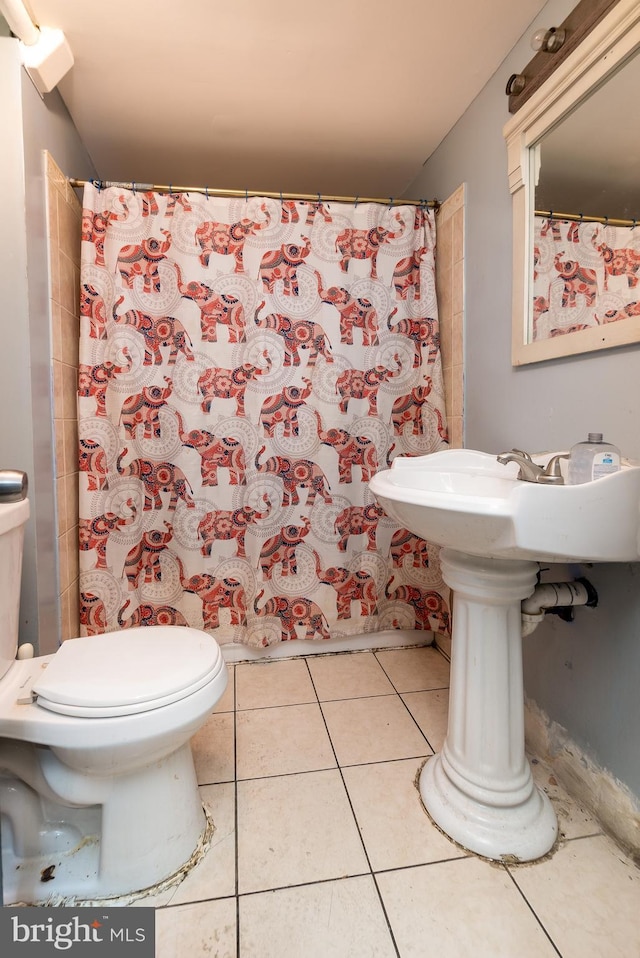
[78,185,451,649]
[532,216,640,341]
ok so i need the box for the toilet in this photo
[0,492,228,904]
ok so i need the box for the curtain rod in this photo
[535,209,638,229]
[67,178,439,211]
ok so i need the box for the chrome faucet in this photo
[496,449,568,484]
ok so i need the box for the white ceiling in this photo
[24,0,547,197]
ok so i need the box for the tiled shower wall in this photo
[46,151,81,642]
[435,184,464,449]
[42,166,464,643]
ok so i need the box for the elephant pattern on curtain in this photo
[533,216,640,340]
[78,185,450,648]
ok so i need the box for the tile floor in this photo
[151,645,640,957]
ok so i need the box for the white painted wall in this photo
[406,0,640,798]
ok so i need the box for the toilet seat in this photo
[32,627,224,718]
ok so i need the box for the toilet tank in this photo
[0,498,30,682]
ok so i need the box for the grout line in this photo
[305,659,403,958]
[503,866,563,957]
[232,665,240,958]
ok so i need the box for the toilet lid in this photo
[32,627,223,718]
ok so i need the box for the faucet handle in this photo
[539,453,570,484]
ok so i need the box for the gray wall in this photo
[0,38,95,653]
[406,0,640,798]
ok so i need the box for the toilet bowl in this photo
[0,494,228,904]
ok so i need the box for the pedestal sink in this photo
[369,449,640,862]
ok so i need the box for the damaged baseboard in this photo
[525,696,640,860]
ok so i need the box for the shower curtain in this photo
[78,184,450,648]
[533,216,640,340]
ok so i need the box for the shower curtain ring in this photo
[354,196,359,207]
[633,219,637,231]
[169,184,173,195]
[132,181,136,194]
[205,186,209,200]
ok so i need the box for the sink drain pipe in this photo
[521,577,598,636]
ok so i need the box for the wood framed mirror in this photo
[504,0,640,365]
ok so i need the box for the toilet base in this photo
[1,742,207,904]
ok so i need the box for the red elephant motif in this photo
[392,247,427,300]
[79,436,109,490]
[259,378,313,437]
[254,302,332,366]
[255,446,332,506]
[115,448,194,511]
[316,561,378,619]
[334,503,384,552]
[181,429,247,486]
[82,200,128,266]
[596,241,640,289]
[195,208,271,270]
[316,417,378,483]
[258,237,311,295]
[79,506,135,569]
[176,266,246,343]
[198,505,264,558]
[116,230,172,293]
[335,364,398,415]
[118,599,189,629]
[316,277,379,346]
[390,529,429,568]
[113,296,194,366]
[390,384,433,437]
[80,283,108,340]
[259,518,311,578]
[80,591,108,635]
[385,583,450,633]
[335,218,403,279]
[120,378,174,439]
[78,352,131,416]
[179,563,247,629]
[197,361,266,415]
[596,300,640,324]
[123,523,174,588]
[553,253,598,307]
[388,312,439,367]
[253,591,330,642]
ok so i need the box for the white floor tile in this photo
[168,783,236,905]
[401,689,450,752]
[191,711,235,784]
[376,646,450,692]
[236,703,336,779]
[214,663,235,712]
[236,658,316,709]
[156,897,236,958]
[237,769,368,894]
[377,857,559,957]
[509,834,640,958]
[343,758,463,871]
[307,651,396,700]
[239,875,396,958]
[322,694,430,766]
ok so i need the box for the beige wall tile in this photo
[46,152,81,640]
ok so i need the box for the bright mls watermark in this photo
[0,908,155,956]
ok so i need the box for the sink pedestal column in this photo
[420,548,558,862]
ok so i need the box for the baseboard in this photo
[524,696,640,860]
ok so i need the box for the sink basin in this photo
[369,448,640,563]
